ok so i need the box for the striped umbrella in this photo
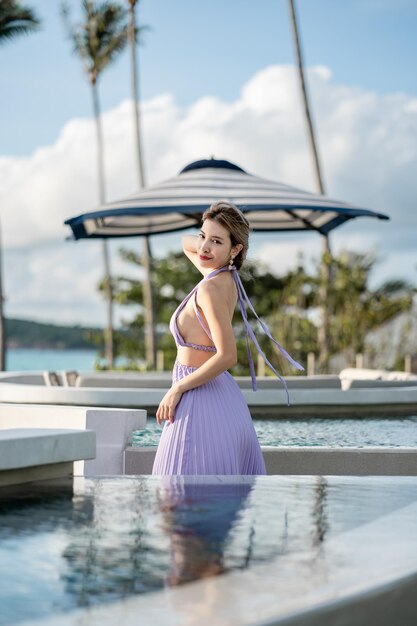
[64,158,389,239]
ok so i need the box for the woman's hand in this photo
[156,384,183,425]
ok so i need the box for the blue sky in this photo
[1,0,416,157]
[0,0,416,326]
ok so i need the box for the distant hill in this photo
[5,318,104,350]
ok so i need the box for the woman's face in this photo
[197,219,240,271]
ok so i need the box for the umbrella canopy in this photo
[64,158,389,239]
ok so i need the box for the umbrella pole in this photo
[142,236,156,369]
[318,235,331,373]
[102,239,114,369]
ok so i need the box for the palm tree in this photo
[62,0,129,368]
[126,0,156,369]
[288,0,331,373]
[0,0,40,371]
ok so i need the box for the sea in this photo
[5,348,98,372]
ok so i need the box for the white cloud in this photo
[3,238,145,326]
[0,63,416,324]
[252,233,320,277]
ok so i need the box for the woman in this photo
[152,201,303,475]
[157,476,254,586]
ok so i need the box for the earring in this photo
[228,256,235,270]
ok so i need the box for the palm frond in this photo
[374,279,415,297]
[61,0,129,82]
[0,0,40,44]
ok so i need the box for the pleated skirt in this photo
[152,360,266,475]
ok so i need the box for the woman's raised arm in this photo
[182,235,200,269]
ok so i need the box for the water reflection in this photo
[0,478,74,533]
[157,477,255,586]
[2,476,417,626]
[312,477,329,545]
[62,478,159,605]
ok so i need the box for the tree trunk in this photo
[0,220,5,371]
[288,0,331,372]
[288,0,324,194]
[128,0,156,369]
[128,1,145,190]
[92,81,114,368]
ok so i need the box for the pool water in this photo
[1,475,417,625]
[132,416,417,448]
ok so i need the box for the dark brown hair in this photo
[202,201,250,270]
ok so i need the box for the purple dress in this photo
[152,266,303,475]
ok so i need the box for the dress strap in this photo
[203,266,230,281]
[192,264,304,405]
[193,292,213,340]
[230,266,304,405]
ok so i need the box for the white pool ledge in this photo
[1,379,417,417]
[0,428,95,487]
[0,404,146,476]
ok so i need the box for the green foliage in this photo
[109,246,415,374]
[111,250,315,374]
[322,250,414,357]
[110,249,201,369]
[0,0,40,44]
[263,263,317,374]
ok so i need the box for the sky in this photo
[0,0,416,327]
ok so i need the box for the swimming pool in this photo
[132,416,417,448]
[1,475,417,625]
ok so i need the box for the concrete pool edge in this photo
[1,380,417,418]
[266,568,417,626]
[16,482,417,626]
[124,445,417,475]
